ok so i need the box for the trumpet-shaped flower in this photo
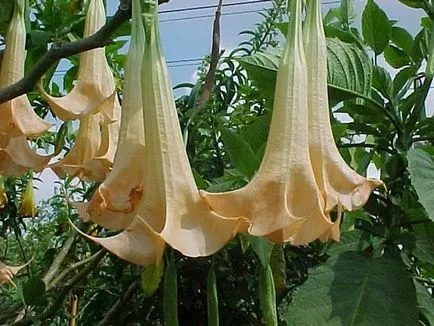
[85,0,147,229]
[76,0,248,266]
[0,0,51,138]
[0,177,7,208]
[18,179,37,217]
[0,135,50,176]
[40,0,117,121]
[0,260,30,287]
[201,0,338,244]
[50,108,118,182]
[303,0,383,213]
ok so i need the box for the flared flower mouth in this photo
[40,0,117,121]
[50,107,120,182]
[73,0,249,267]
[0,135,51,177]
[200,0,338,245]
[303,0,384,214]
[0,0,51,138]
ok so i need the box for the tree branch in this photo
[0,0,170,105]
[98,279,140,326]
[43,230,77,285]
[195,0,223,110]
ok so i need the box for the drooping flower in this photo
[40,0,118,121]
[0,0,51,138]
[50,108,119,182]
[201,0,338,245]
[84,0,147,230]
[0,260,30,287]
[0,135,50,176]
[75,0,249,266]
[303,0,384,213]
[18,179,37,217]
[0,177,7,208]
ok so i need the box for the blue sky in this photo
[34,0,428,200]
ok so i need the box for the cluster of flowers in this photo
[0,0,383,274]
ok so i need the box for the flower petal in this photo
[40,0,117,120]
[303,0,384,212]
[201,0,336,243]
[0,2,51,137]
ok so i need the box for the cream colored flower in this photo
[76,0,248,266]
[0,0,51,138]
[85,0,147,229]
[40,0,117,121]
[303,0,383,213]
[201,0,338,245]
[50,107,119,182]
[0,135,50,176]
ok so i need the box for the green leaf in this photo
[407,149,434,221]
[393,66,418,96]
[372,66,393,99]
[398,0,426,8]
[269,244,287,292]
[391,26,414,55]
[412,235,434,265]
[241,113,270,153]
[244,234,274,268]
[141,261,164,297]
[22,277,46,306]
[326,230,371,256]
[414,281,434,325]
[327,38,372,101]
[362,0,392,55]
[283,252,418,326]
[220,128,259,178]
[384,45,411,69]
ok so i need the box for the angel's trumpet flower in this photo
[0,260,30,287]
[18,179,37,217]
[0,177,7,208]
[303,0,383,213]
[0,0,51,138]
[75,0,248,266]
[50,110,117,182]
[0,135,50,176]
[201,0,338,244]
[84,0,147,230]
[40,0,118,121]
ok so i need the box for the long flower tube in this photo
[40,0,118,121]
[303,0,383,213]
[79,0,147,230]
[75,0,248,266]
[0,0,51,138]
[71,0,165,266]
[201,0,338,244]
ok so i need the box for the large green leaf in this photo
[239,38,372,104]
[407,148,434,221]
[362,0,392,55]
[412,235,434,265]
[414,281,434,325]
[220,128,259,178]
[325,230,371,256]
[283,252,418,326]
